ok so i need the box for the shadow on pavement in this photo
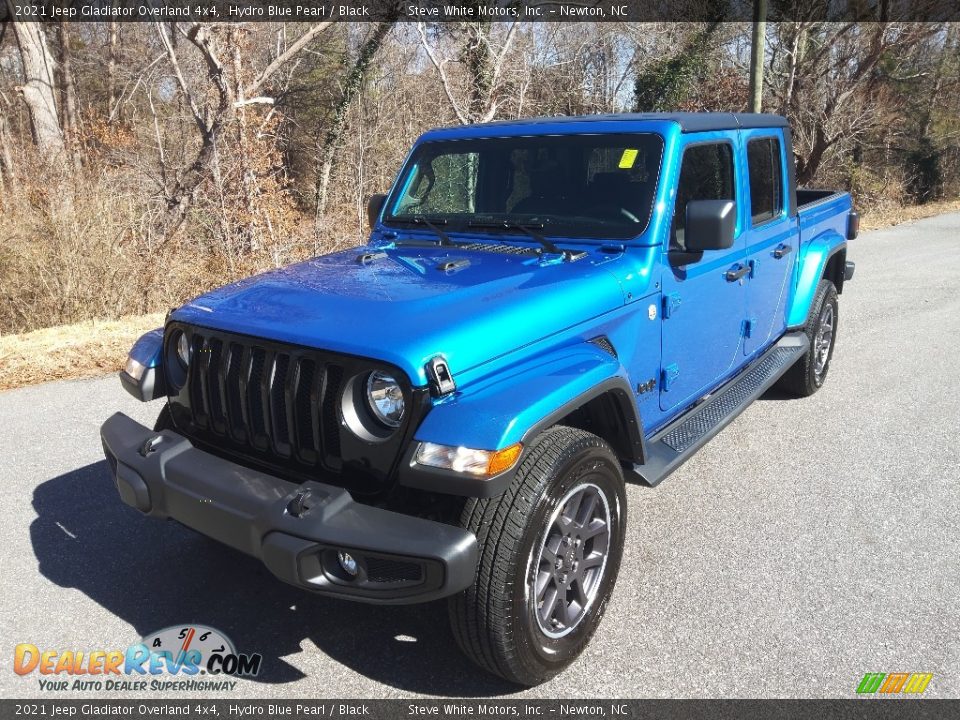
[30,461,517,697]
[757,386,798,401]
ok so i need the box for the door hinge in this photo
[661,363,680,392]
[662,293,682,319]
[749,259,758,278]
[742,318,757,338]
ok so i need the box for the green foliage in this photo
[633,42,711,111]
[907,136,944,203]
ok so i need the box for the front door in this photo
[741,132,796,356]
[660,136,747,412]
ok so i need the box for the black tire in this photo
[448,426,627,686]
[153,403,174,432]
[777,279,839,397]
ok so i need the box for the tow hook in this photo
[287,488,314,518]
[139,435,163,457]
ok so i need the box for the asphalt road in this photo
[2,213,958,700]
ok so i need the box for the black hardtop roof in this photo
[463,112,789,133]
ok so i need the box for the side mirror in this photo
[367,193,387,230]
[684,199,736,252]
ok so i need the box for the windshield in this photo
[384,133,664,241]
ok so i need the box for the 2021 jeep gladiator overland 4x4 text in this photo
[102,112,856,685]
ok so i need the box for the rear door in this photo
[660,135,747,412]
[742,132,796,356]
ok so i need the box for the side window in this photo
[746,137,783,225]
[673,143,735,249]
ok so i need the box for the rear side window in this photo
[746,137,783,225]
[673,142,735,249]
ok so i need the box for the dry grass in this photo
[0,313,165,391]
[860,197,960,230]
[2,198,959,392]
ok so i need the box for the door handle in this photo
[725,264,750,282]
[773,243,793,259]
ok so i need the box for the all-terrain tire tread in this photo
[449,426,615,685]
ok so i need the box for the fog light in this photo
[337,551,358,577]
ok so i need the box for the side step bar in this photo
[630,331,809,487]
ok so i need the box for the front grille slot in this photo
[207,338,227,433]
[294,359,319,464]
[269,353,291,456]
[225,343,246,441]
[248,347,269,450]
[321,364,343,465]
[182,329,348,472]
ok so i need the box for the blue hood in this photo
[170,245,626,387]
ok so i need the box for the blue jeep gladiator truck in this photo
[101,112,856,685]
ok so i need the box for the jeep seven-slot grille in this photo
[185,331,344,470]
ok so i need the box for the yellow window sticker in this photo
[618,148,638,169]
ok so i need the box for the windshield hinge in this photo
[426,356,456,397]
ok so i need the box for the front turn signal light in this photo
[415,442,523,477]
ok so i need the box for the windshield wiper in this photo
[387,215,454,247]
[467,220,572,260]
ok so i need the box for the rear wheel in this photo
[777,279,839,397]
[449,426,626,686]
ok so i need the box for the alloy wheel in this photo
[814,303,835,380]
[531,483,611,639]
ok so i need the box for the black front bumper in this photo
[100,412,478,604]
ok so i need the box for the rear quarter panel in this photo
[788,192,851,328]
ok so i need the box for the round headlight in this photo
[176,331,191,368]
[365,371,404,428]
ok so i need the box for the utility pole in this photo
[748,0,768,113]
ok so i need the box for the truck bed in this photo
[797,188,847,210]
[797,187,852,239]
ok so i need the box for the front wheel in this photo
[154,403,174,432]
[449,426,626,686]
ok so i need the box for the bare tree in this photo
[748,0,767,112]
[154,21,334,234]
[107,20,119,118]
[315,18,397,219]
[6,12,65,166]
[57,20,81,169]
[781,23,938,184]
[417,20,519,124]
[0,97,13,208]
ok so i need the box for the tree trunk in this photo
[0,106,14,183]
[780,23,805,115]
[315,20,394,220]
[108,20,119,118]
[8,16,66,166]
[796,126,831,185]
[463,21,493,122]
[58,21,81,170]
[0,106,12,210]
[748,0,768,113]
